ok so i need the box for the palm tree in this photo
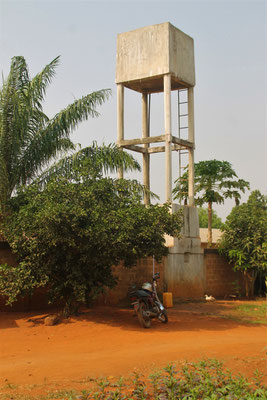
[0,55,113,213]
[173,160,250,245]
[38,141,141,185]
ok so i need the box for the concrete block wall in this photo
[0,242,17,267]
[0,240,247,311]
[0,243,63,311]
[0,242,165,310]
[204,249,245,297]
[96,257,165,305]
[0,286,57,312]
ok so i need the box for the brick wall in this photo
[204,249,245,297]
[0,241,17,267]
[0,244,247,311]
[0,243,165,310]
[0,243,62,312]
[95,257,166,305]
[0,286,60,312]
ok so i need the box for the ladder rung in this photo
[179,114,188,117]
[178,101,188,105]
[179,126,188,129]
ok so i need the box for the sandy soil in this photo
[0,300,266,396]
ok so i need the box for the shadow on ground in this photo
[1,300,266,332]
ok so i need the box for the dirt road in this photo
[1,301,266,390]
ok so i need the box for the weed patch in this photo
[224,302,267,325]
[1,360,266,399]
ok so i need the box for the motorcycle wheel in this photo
[158,310,168,323]
[137,301,151,328]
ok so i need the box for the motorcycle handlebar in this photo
[153,272,160,280]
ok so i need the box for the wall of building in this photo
[204,249,245,297]
[0,242,60,312]
[0,241,17,267]
[0,242,245,312]
[95,257,165,306]
[0,245,165,311]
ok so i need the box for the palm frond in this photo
[30,56,60,109]
[0,57,31,202]
[45,89,111,134]
[0,56,112,209]
[37,142,141,185]
[17,138,76,186]
[114,178,159,202]
[12,90,111,187]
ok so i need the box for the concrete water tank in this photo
[116,22,195,93]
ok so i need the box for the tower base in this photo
[164,205,204,299]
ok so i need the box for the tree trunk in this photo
[207,201,212,246]
[244,270,257,298]
[63,296,79,317]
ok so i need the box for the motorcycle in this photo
[129,272,168,328]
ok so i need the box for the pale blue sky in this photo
[0,0,266,219]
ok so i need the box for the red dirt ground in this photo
[0,301,266,396]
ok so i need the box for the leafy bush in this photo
[219,190,267,297]
[0,169,182,315]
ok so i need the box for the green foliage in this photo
[174,160,249,206]
[0,161,182,315]
[198,207,223,229]
[173,160,249,244]
[234,303,267,322]
[73,360,267,399]
[132,372,148,400]
[0,55,111,213]
[130,360,266,399]
[217,301,267,325]
[219,190,267,297]
[0,262,48,306]
[38,141,141,185]
[2,360,266,399]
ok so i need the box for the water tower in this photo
[116,22,195,205]
[116,22,204,298]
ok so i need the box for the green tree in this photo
[198,207,223,229]
[0,162,183,315]
[219,190,267,297]
[0,55,112,214]
[173,160,249,245]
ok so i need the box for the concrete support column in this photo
[117,84,124,179]
[164,74,172,202]
[188,87,195,206]
[142,93,150,205]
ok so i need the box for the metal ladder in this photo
[177,88,189,179]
